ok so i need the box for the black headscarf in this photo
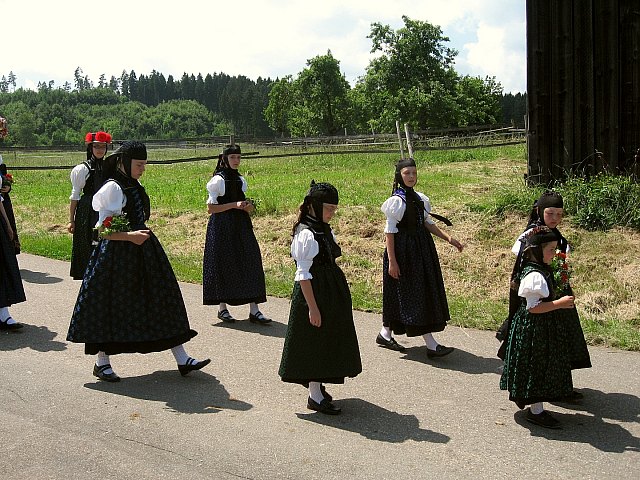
[299,180,341,259]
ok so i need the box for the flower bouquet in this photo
[96,213,131,237]
[245,197,261,216]
[550,250,572,295]
[2,173,14,187]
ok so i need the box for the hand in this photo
[449,237,464,252]
[235,201,247,209]
[127,229,151,245]
[308,306,322,327]
[557,295,575,309]
[388,260,400,279]
[67,221,75,233]
[243,200,255,214]
[0,186,9,194]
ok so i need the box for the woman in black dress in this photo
[68,131,112,279]
[67,141,210,382]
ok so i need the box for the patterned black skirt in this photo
[279,263,362,385]
[67,232,196,355]
[382,229,450,336]
[70,194,98,280]
[202,209,266,305]
[499,307,574,406]
[0,219,25,308]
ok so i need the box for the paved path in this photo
[1,254,639,479]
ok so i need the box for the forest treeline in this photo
[0,16,526,146]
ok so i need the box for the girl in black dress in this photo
[67,141,210,382]
[1,155,19,254]
[202,144,270,324]
[0,194,25,330]
[68,131,112,279]
[378,158,463,356]
[279,181,362,415]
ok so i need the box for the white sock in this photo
[308,382,324,403]
[423,333,439,350]
[96,352,114,375]
[218,303,228,312]
[249,303,260,315]
[0,307,14,323]
[171,344,190,365]
[530,402,544,415]
[379,326,392,341]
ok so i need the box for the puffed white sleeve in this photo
[240,175,248,193]
[69,164,90,201]
[291,227,319,281]
[512,228,532,255]
[381,196,406,233]
[416,192,436,225]
[518,271,550,309]
[206,175,225,204]
[92,181,127,227]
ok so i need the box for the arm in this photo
[425,222,464,252]
[100,229,151,245]
[385,232,400,279]
[0,200,13,241]
[67,199,79,233]
[207,200,251,214]
[299,279,321,327]
[528,295,575,313]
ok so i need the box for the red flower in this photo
[103,216,113,228]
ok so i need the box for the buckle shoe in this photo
[375,333,406,352]
[307,397,341,415]
[426,345,454,358]
[178,357,211,376]
[93,364,121,382]
[249,311,272,324]
[217,309,235,323]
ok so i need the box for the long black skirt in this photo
[70,194,98,280]
[202,209,266,305]
[279,263,362,384]
[382,228,450,336]
[0,218,25,308]
[67,233,196,355]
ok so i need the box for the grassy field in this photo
[5,143,639,350]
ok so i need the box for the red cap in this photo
[85,131,112,144]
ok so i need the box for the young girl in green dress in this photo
[279,181,362,415]
[500,226,577,429]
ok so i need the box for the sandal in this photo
[217,309,235,323]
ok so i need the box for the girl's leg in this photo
[217,303,235,323]
[249,302,272,324]
[93,351,120,382]
[307,381,341,415]
[171,344,211,376]
[376,321,405,351]
[423,333,454,358]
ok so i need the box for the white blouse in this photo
[380,191,435,233]
[91,180,128,228]
[69,163,90,201]
[290,224,338,281]
[518,271,550,309]
[206,174,248,204]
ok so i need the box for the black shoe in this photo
[426,345,454,358]
[525,409,561,429]
[307,397,341,415]
[376,333,406,352]
[0,317,24,331]
[249,311,272,324]
[93,364,121,382]
[178,357,211,376]
[217,309,235,323]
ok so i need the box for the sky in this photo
[1,0,526,94]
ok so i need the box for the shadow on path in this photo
[401,346,503,375]
[20,268,64,284]
[85,370,252,414]
[0,324,67,352]
[297,398,450,444]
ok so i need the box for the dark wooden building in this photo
[526,0,640,184]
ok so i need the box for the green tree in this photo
[264,76,295,136]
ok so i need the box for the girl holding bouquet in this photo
[202,144,270,324]
[498,192,590,382]
[500,226,578,429]
[67,141,210,382]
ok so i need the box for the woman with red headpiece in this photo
[68,131,112,279]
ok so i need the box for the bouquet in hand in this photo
[96,213,131,237]
[550,250,572,295]
[245,197,261,216]
[1,173,14,187]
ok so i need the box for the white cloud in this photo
[1,0,526,93]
